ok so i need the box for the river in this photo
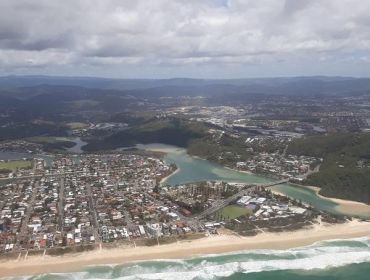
[137,143,370,219]
[1,143,369,280]
[1,142,369,218]
[0,137,86,168]
[65,137,88,154]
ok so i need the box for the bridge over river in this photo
[195,179,289,220]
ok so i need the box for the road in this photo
[57,177,65,232]
[86,183,101,243]
[17,181,38,248]
[0,167,133,182]
[195,179,289,220]
[296,164,321,180]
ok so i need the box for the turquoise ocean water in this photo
[6,237,370,280]
[1,144,369,279]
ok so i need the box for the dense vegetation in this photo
[188,134,252,166]
[27,136,76,152]
[84,117,208,151]
[110,111,158,125]
[288,133,370,204]
[0,122,68,141]
[1,78,369,205]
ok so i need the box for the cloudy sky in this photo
[1,0,370,78]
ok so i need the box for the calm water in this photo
[65,137,88,154]
[1,144,369,279]
[0,151,33,160]
[145,144,275,186]
[1,143,369,218]
[138,144,370,219]
[0,151,53,167]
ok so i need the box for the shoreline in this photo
[224,165,253,175]
[141,143,287,184]
[137,144,183,154]
[145,144,370,218]
[160,168,180,185]
[0,220,369,277]
[271,184,370,218]
[300,185,370,217]
[223,165,370,217]
[142,145,181,186]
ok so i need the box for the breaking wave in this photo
[5,237,370,280]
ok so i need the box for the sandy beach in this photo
[0,220,369,277]
[138,144,181,154]
[160,168,180,184]
[298,185,370,217]
[224,166,253,175]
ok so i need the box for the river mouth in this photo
[136,143,370,219]
[1,142,369,219]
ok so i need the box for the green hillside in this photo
[84,117,208,151]
[288,133,370,204]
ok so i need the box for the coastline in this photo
[134,143,180,186]
[0,220,369,277]
[218,165,370,217]
[271,184,370,217]
[300,185,370,217]
[160,168,180,185]
[137,144,183,154]
[223,165,369,217]
[141,143,281,183]
[224,166,253,175]
[145,143,370,217]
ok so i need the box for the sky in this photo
[1,0,370,79]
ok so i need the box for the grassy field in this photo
[218,205,252,220]
[65,122,90,129]
[0,160,32,171]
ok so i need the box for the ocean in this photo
[6,237,370,280]
[1,145,369,279]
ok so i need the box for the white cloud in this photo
[0,0,370,76]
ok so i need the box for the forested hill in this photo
[288,133,370,204]
[83,117,208,151]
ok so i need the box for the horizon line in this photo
[1,74,369,81]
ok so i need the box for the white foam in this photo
[14,237,370,280]
[202,236,370,258]
[84,250,370,280]
[110,238,370,280]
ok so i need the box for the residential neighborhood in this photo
[0,153,319,255]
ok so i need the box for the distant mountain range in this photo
[1,75,370,97]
